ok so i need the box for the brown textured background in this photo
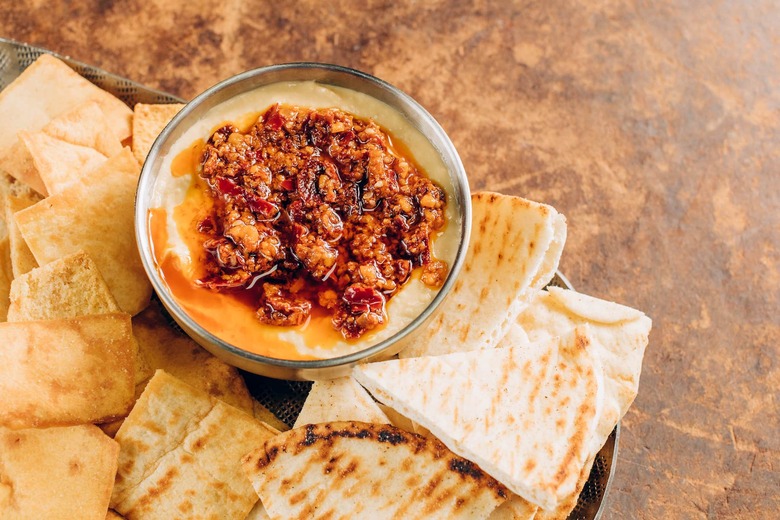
[2,0,778,517]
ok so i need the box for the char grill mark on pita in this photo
[243,421,509,520]
[399,191,565,359]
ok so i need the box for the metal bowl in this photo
[134,63,472,380]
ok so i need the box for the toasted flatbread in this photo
[0,141,46,195]
[5,193,40,277]
[0,313,136,429]
[19,130,109,195]
[242,421,509,519]
[245,501,271,520]
[399,192,566,358]
[111,370,278,520]
[132,301,256,415]
[0,216,10,321]
[489,495,539,520]
[0,424,119,519]
[0,55,131,192]
[0,54,131,147]
[354,328,602,511]
[507,287,651,519]
[14,148,151,315]
[132,103,185,165]
[510,287,651,444]
[43,100,125,157]
[293,376,389,429]
[7,249,121,322]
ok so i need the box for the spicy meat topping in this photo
[197,104,448,338]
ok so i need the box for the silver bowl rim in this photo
[135,62,472,371]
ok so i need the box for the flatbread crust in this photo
[14,147,151,315]
[293,376,389,429]
[0,424,119,519]
[354,328,602,511]
[399,191,565,358]
[7,249,120,322]
[0,313,136,429]
[111,370,278,520]
[131,103,185,165]
[242,421,509,519]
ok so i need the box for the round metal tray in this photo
[0,36,619,519]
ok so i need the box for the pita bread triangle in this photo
[293,376,389,428]
[354,327,602,511]
[510,287,651,446]
[399,191,566,358]
[14,147,151,315]
[42,100,124,157]
[0,424,119,519]
[19,131,109,195]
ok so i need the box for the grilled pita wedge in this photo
[507,287,651,518]
[242,421,509,519]
[0,425,119,519]
[399,192,565,358]
[354,328,605,511]
[293,376,389,428]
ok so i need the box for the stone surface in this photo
[1,1,778,517]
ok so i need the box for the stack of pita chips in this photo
[0,54,283,519]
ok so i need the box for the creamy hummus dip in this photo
[149,81,460,359]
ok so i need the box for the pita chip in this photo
[7,249,121,322]
[0,54,132,148]
[111,370,278,520]
[14,148,151,315]
[0,313,136,429]
[354,328,603,511]
[293,376,389,429]
[399,192,566,358]
[132,103,185,164]
[5,193,41,278]
[132,301,255,413]
[0,55,131,191]
[19,131,109,195]
[0,425,119,519]
[242,422,509,519]
[42,100,124,157]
